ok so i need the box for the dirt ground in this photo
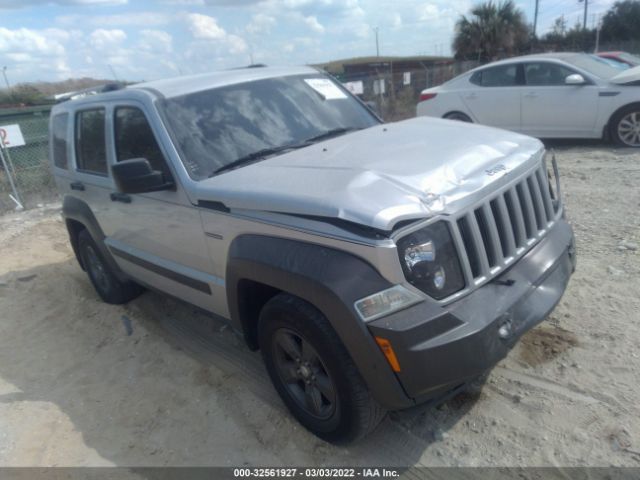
[0,142,639,468]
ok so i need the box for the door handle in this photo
[110,192,132,203]
[70,181,85,191]
[465,93,477,100]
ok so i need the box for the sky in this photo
[0,0,618,85]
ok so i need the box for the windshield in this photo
[564,54,621,79]
[618,52,640,66]
[160,74,379,180]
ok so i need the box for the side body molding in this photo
[226,234,413,409]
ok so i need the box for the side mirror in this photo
[565,74,586,85]
[111,158,173,194]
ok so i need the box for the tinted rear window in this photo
[52,113,69,169]
[75,108,107,175]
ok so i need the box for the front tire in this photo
[611,105,640,147]
[77,229,143,304]
[258,293,386,443]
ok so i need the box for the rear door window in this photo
[476,64,519,87]
[75,108,108,175]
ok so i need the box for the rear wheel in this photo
[444,111,472,122]
[611,105,640,147]
[258,293,386,443]
[78,229,143,304]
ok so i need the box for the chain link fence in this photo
[329,60,481,122]
[0,105,57,213]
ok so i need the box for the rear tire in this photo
[611,104,640,147]
[258,293,386,443]
[444,112,472,122]
[77,229,143,304]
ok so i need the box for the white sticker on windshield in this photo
[304,78,348,100]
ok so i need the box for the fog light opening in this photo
[498,321,512,339]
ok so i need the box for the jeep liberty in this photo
[49,66,576,442]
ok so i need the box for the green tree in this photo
[600,0,640,42]
[453,0,530,60]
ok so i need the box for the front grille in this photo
[452,162,560,284]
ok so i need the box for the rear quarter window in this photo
[51,113,69,169]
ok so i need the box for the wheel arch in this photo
[62,195,129,282]
[443,110,473,122]
[225,234,413,410]
[607,101,640,138]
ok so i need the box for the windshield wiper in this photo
[210,144,304,177]
[303,127,362,144]
[209,127,363,177]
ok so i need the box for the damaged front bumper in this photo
[367,218,576,407]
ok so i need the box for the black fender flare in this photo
[62,195,129,282]
[226,234,413,409]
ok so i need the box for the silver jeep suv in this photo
[49,66,576,443]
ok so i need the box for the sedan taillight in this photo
[419,93,437,102]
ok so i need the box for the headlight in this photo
[396,221,465,300]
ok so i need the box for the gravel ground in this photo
[0,142,638,468]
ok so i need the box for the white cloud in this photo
[186,13,227,40]
[417,3,441,21]
[0,0,127,8]
[246,13,276,34]
[302,15,324,34]
[56,12,170,27]
[138,30,173,54]
[89,29,127,50]
[227,34,248,54]
[0,27,66,56]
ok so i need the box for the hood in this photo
[611,65,640,84]
[196,117,543,231]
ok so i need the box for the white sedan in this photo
[417,53,640,147]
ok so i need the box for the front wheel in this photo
[611,106,640,147]
[258,293,386,443]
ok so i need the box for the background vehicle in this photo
[417,53,640,147]
[597,51,640,68]
[50,66,575,443]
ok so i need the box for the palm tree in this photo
[453,0,530,61]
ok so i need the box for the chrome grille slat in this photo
[528,175,547,229]
[450,161,560,290]
[506,188,527,248]
[495,196,517,257]
[517,181,538,238]
[466,212,491,277]
[536,167,554,222]
[481,203,503,267]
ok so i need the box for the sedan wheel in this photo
[617,111,640,147]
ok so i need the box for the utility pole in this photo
[594,14,602,52]
[373,27,380,57]
[2,66,10,90]
[580,0,588,29]
[532,0,540,38]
